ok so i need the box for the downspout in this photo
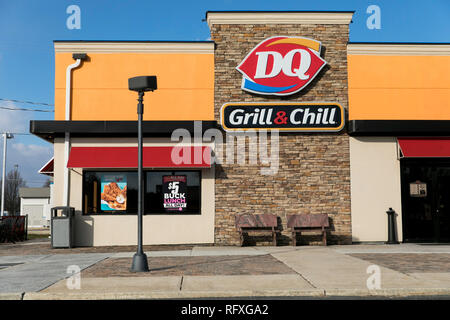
[63,53,87,207]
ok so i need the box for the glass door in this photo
[401,159,450,242]
[434,167,450,242]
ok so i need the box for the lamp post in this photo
[1,132,14,217]
[128,76,157,272]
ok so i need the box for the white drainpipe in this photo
[63,54,86,207]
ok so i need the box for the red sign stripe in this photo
[67,146,211,168]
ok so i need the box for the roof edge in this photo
[206,11,354,28]
[348,42,450,56]
[53,40,214,43]
[19,187,50,198]
[54,41,215,54]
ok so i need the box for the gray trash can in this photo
[51,206,75,248]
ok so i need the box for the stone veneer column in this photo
[207,12,354,245]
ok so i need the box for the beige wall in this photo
[53,138,65,208]
[53,137,215,246]
[350,137,403,242]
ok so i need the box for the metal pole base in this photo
[130,252,149,272]
[385,241,400,245]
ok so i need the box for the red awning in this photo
[398,138,450,158]
[67,146,211,168]
[38,158,54,176]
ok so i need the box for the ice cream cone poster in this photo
[101,175,127,211]
[162,175,187,212]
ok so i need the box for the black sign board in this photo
[162,175,187,212]
[220,102,344,132]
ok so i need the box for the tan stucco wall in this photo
[349,137,403,242]
[53,137,215,246]
[53,138,65,208]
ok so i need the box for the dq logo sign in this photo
[236,36,327,96]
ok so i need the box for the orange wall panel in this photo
[54,52,214,121]
[348,55,450,120]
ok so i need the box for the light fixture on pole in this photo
[1,132,14,217]
[128,76,157,272]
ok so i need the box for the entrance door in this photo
[434,167,450,242]
[401,159,450,242]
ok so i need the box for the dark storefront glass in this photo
[145,171,201,214]
[401,159,450,243]
[83,171,138,214]
[82,170,201,215]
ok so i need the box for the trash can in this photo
[51,206,75,248]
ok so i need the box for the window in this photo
[83,171,138,214]
[145,171,201,214]
[83,170,201,215]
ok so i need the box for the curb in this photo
[15,288,450,300]
[0,293,24,300]
[23,289,325,300]
[324,288,450,298]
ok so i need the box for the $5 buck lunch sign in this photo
[163,175,187,212]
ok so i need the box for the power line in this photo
[0,98,54,107]
[0,133,32,135]
[0,106,54,113]
[1,133,33,136]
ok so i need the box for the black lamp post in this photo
[128,76,157,272]
[386,207,399,244]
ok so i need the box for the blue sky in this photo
[0,0,449,186]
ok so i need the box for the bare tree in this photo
[0,167,27,215]
[42,178,51,187]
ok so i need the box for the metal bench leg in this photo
[239,231,244,247]
[272,228,276,246]
[292,231,301,246]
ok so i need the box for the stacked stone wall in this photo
[211,23,352,245]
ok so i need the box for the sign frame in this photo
[100,174,127,211]
[220,101,345,132]
[162,175,188,213]
[409,181,427,198]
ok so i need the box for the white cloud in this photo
[11,142,51,158]
[0,101,53,187]
[7,142,53,187]
[0,101,32,133]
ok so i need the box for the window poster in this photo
[162,175,187,212]
[410,180,427,198]
[101,175,127,211]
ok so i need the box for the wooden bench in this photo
[235,214,280,246]
[287,214,329,246]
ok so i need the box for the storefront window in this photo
[83,170,201,215]
[145,171,201,214]
[83,171,138,214]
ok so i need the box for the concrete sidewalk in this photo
[0,243,449,299]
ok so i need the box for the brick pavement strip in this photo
[80,255,297,277]
[350,253,450,273]
[0,241,196,256]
